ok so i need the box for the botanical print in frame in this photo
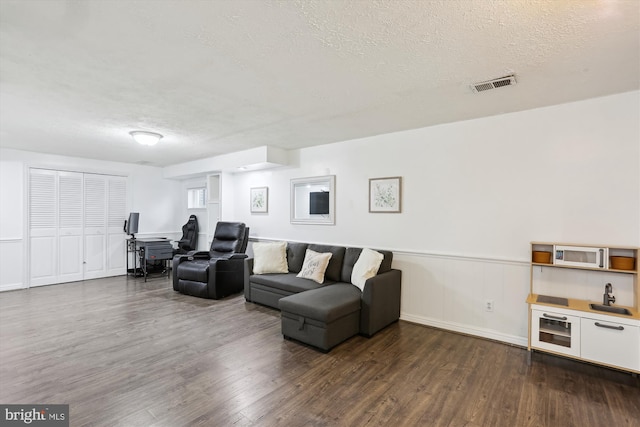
[369,177,402,213]
[250,187,268,213]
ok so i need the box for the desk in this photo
[126,238,173,281]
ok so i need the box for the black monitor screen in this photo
[125,212,139,236]
[309,192,329,215]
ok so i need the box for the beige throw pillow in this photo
[252,241,289,274]
[296,249,332,284]
[351,248,384,291]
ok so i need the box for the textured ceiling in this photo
[0,0,638,167]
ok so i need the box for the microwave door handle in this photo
[599,249,604,268]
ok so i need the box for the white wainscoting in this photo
[394,251,530,347]
[0,238,25,291]
[1,233,183,292]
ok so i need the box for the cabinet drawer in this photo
[531,309,581,357]
[581,318,639,371]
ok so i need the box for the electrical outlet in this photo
[485,299,494,312]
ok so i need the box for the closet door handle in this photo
[594,322,624,331]
[543,313,567,321]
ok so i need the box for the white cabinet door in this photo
[581,317,640,371]
[531,309,581,357]
[106,177,126,275]
[83,175,107,279]
[58,171,84,282]
[30,169,83,285]
[85,174,126,278]
[29,169,58,286]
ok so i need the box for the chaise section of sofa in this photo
[244,241,401,338]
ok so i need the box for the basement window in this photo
[187,187,207,209]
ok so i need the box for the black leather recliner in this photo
[172,222,249,299]
[175,214,199,254]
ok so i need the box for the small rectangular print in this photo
[250,187,268,213]
[369,177,402,213]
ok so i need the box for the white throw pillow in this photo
[296,249,333,284]
[252,241,289,274]
[351,248,384,291]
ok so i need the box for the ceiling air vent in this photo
[471,75,517,93]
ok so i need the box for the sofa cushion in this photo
[251,272,329,294]
[176,259,209,282]
[278,284,361,323]
[351,248,384,291]
[252,241,288,274]
[308,244,345,282]
[297,249,333,284]
[378,250,393,274]
[341,248,393,283]
[286,242,309,273]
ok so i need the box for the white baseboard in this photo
[400,312,528,348]
[0,282,26,292]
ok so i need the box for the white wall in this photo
[0,161,25,290]
[0,148,183,290]
[229,91,640,346]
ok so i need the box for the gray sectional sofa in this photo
[243,241,402,351]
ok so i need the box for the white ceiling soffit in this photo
[0,0,638,167]
[163,145,289,179]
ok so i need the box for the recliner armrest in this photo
[188,251,211,260]
[209,252,248,261]
[172,252,193,291]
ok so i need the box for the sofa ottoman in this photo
[279,284,361,352]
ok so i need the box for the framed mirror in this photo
[290,175,335,225]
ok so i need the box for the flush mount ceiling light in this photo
[129,130,163,146]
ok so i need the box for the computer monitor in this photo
[124,212,139,238]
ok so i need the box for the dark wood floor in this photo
[1,275,638,427]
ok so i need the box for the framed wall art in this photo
[369,176,402,213]
[250,187,268,213]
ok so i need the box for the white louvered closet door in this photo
[29,169,58,286]
[83,174,107,279]
[106,176,127,275]
[29,169,127,286]
[58,171,84,282]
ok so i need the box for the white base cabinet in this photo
[581,316,639,372]
[530,303,640,372]
[531,309,581,358]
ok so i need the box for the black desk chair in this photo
[175,214,199,254]
[172,222,249,299]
